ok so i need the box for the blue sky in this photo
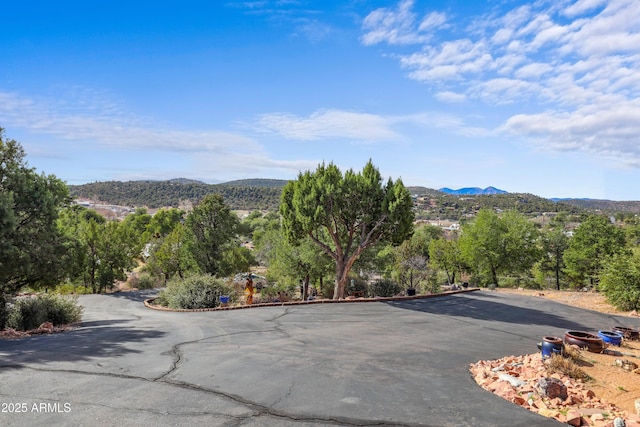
[1,0,639,200]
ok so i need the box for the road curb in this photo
[143,287,480,312]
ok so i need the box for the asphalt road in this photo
[1,290,637,427]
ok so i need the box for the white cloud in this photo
[0,90,256,152]
[0,89,321,181]
[361,0,640,167]
[500,100,640,166]
[435,91,467,103]
[361,0,444,46]
[514,62,554,79]
[256,109,401,141]
[563,0,608,18]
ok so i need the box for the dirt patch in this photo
[495,287,638,317]
[474,288,640,425]
[0,322,76,339]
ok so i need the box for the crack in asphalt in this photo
[0,364,420,426]
[152,328,283,381]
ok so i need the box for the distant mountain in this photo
[68,179,283,210]
[439,186,508,196]
[220,178,289,188]
[68,179,640,216]
[553,198,640,214]
[167,178,206,185]
[406,186,444,197]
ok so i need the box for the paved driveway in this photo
[1,290,637,426]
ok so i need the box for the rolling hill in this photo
[68,179,640,216]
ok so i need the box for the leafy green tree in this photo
[121,208,152,249]
[429,238,464,285]
[82,219,139,293]
[263,228,333,300]
[280,161,414,299]
[56,205,105,288]
[0,129,71,298]
[221,246,256,277]
[538,226,569,290]
[459,209,540,286]
[599,251,640,311]
[146,223,198,282]
[563,215,628,288]
[146,208,185,239]
[624,218,640,247]
[186,194,240,276]
[392,225,443,291]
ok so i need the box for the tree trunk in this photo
[491,265,499,287]
[0,293,7,329]
[333,262,348,299]
[555,248,561,291]
[303,273,310,301]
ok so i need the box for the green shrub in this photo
[157,274,234,309]
[130,272,158,290]
[420,271,441,294]
[53,283,92,295]
[6,294,83,331]
[368,279,402,297]
[260,283,296,302]
[600,252,640,311]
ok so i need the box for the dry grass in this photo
[546,353,591,382]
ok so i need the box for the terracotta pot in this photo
[564,330,605,353]
[612,326,639,341]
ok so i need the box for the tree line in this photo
[68,180,283,210]
[2,129,640,324]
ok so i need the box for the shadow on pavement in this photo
[105,289,159,303]
[0,323,166,368]
[384,293,592,331]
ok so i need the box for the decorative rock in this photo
[615,359,639,371]
[498,373,526,388]
[566,412,585,427]
[614,417,626,427]
[535,377,568,400]
[636,398,640,416]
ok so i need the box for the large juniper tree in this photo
[0,128,70,296]
[280,161,414,299]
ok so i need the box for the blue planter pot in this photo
[541,336,563,358]
[219,295,230,304]
[598,330,623,346]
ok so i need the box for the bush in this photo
[260,283,296,302]
[129,272,159,290]
[6,294,83,331]
[53,283,92,295]
[368,279,402,297]
[156,274,234,309]
[600,252,640,311]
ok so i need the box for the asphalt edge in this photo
[143,287,481,312]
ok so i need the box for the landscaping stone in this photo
[535,377,568,400]
[470,352,638,425]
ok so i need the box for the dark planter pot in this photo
[564,330,605,353]
[406,288,416,296]
[541,336,564,358]
[598,330,623,346]
[612,326,640,341]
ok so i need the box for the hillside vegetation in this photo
[69,180,640,216]
[69,179,286,210]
